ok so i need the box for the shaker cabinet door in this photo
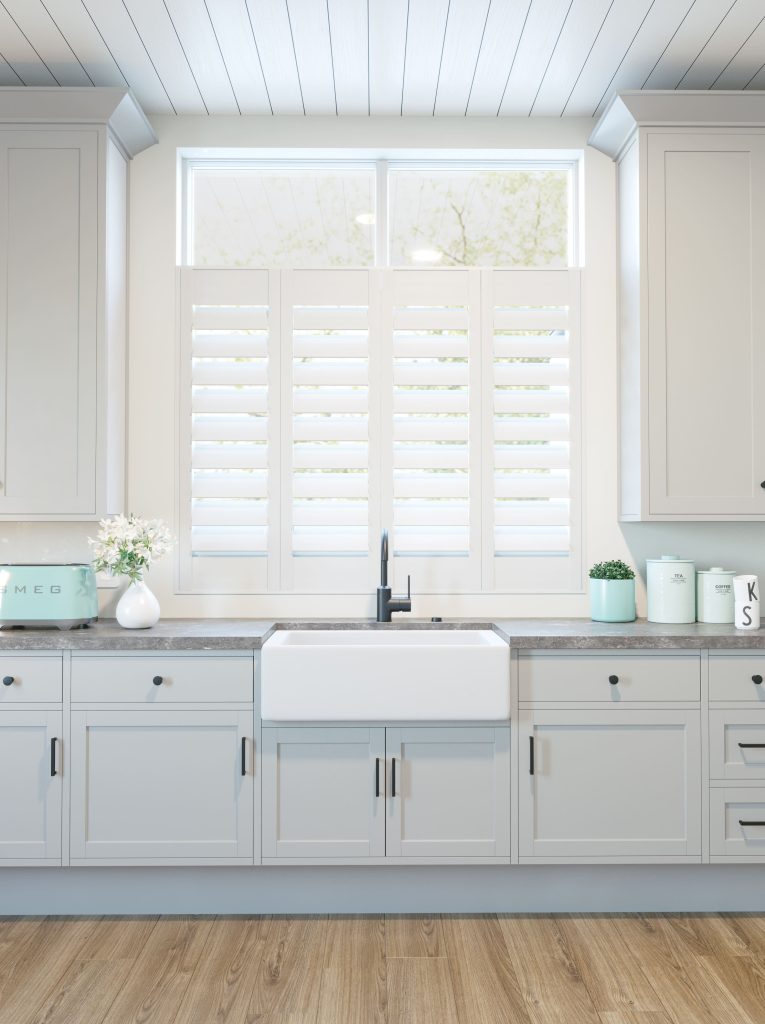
[0,710,62,863]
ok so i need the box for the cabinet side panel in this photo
[617,138,642,519]
[105,137,127,514]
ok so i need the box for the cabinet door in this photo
[386,727,510,859]
[70,710,254,862]
[0,131,98,516]
[645,131,765,517]
[262,727,385,859]
[0,711,62,862]
[518,710,701,859]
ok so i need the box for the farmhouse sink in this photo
[260,629,510,721]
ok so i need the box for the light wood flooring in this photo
[2,913,765,1023]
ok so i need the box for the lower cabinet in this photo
[70,709,254,863]
[262,725,511,861]
[518,710,701,860]
[0,710,62,863]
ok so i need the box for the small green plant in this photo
[588,559,635,581]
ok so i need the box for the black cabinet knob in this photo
[761,482,765,489]
[753,675,763,685]
[609,675,619,685]
[2,676,13,686]
[152,675,163,686]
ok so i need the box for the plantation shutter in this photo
[486,269,581,592]
[384,270,481,593]
[178,268,277,593]
[282,270,378,593]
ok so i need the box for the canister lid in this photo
[698,567,735,575]
[646,555,694,563]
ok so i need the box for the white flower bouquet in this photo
[89,514,173,583]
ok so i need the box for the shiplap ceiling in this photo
[0,0,764,117]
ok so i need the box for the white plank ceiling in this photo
[0,0,763,116]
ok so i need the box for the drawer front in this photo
[71,656,253,703]
[711,787,765,858]
[0,657,62,703]
[710,657,765,703]
[710,710,765,780]
[519,654,700,703]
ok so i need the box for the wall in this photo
[2,114,761,618]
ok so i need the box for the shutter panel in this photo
[179,269,277,593]
[487,269,582,592]
[282,270,377,593]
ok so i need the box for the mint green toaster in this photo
[0,564,98,629]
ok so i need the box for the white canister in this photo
[696,567,735,624]
[646,555,696,623]
[734,575,760,630]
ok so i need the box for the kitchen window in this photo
[179,159,581,595]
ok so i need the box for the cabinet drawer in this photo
[710,710,765,780]
[711,788,765,859]
[519,653,700,703]
[710,657,765,702]
[71,656,253,703]
[0,657,62,703]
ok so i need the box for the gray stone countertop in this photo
[1,617,765,650]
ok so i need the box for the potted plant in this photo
[89,514,173,629]
[588,560,636,623]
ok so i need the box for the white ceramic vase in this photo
[116,580,160,629]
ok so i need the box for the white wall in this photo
[3,114,761,618]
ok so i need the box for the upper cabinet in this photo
[0,88,155,520]
[590,92,765,521]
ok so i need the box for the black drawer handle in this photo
[609,675,619,685]
[152,676,163,686]
[391,757,397,798]
[2,676,14,686]
[241,736,247,776]
[50,737,58,777]
[739,743,765,749]
[529,735,535,775]
[375,757,380,798]
[753,675,763,685]
[740,820,765,826]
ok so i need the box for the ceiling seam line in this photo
[202,0,241,113]
[0,48,24,85]
[640,0,698,88]
[366,0,370,115]
[39,0,95,85]
[284,0,306,116]
[529,0,577,116]
[243,0,273,115]
[325,0,338,116]
[676,0,738,87]
[464,0,493,116]
[710,12,765,88]
[400,0,411,116]
[118,0,177,112]
[0,0,60,85]
[160,0,209,113]
[561,0,618,117]
[744,56,765,88]
[593,0,659,116]
[79,0,130,88]
[432,0,452,117]
[496,0,533,116]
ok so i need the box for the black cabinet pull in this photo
[2,676,13,686]
[609,675,619,685]
[753,675,763,685]
[391,757,397,798]
[740,820,765,826]
[529,735,535,776]
[760,481,765,489]
[50,737,57,777]
[152,676,163,686]
[375,757,380,798]
[738,743,765,749]
[241,737,246,776]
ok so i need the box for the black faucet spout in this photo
[376,529,412,622]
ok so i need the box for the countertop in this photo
[2,617,765,650]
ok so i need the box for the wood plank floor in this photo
[1,914,765,1024]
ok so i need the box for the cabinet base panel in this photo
[3,864,765,915]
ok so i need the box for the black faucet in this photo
[376,529,412,622]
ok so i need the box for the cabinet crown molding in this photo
[589,90,765,159]
[0,87,156,158]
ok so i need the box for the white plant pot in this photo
[116,580,160,629]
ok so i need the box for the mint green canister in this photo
[697,567,735,624]
[646,555,695,623]
[589,578,636,622]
